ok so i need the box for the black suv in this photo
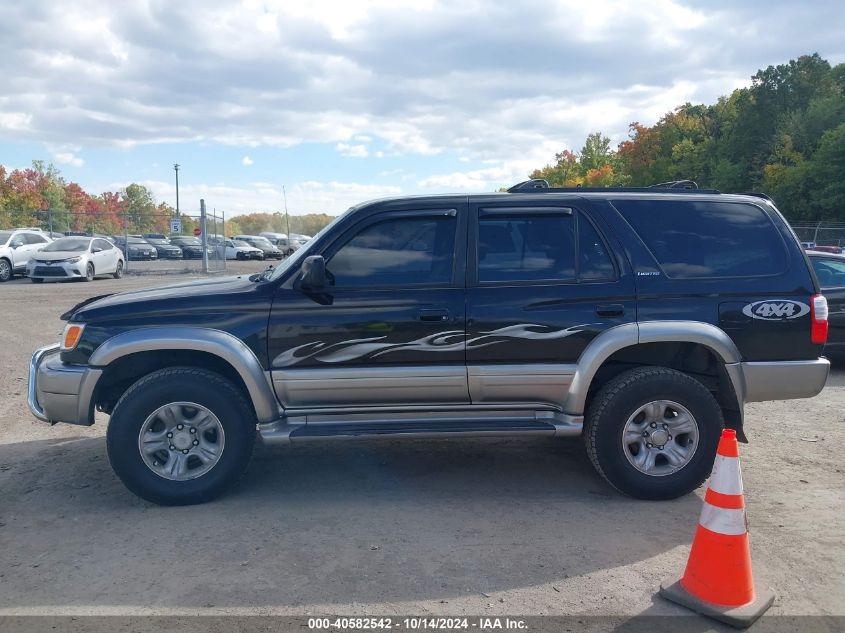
[29,181,830,505]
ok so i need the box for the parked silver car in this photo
[27,237,125,283]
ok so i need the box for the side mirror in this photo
[300,255,327,290]
[92,247,103,253]
[10,240,22,250]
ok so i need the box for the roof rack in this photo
[506,178,721,194]
[648,180,699,189]
[737,191,773,202]
[507,179,550,191]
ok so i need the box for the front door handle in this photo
[595,304,624,318]
[418,309,450,322]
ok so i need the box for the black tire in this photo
[113,260,124,279]
[106,367,256,505]
[584,366,723,500]
[84,262,95,282]
[0,258,11,282]
[31,277,44,283]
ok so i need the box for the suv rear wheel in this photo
[584,366,723,500]
[106,367,256,505]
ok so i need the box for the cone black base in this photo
[659,575,775,629]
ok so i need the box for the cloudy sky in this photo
[1,0,843,216]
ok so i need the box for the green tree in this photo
[121,184,158,233]
[579,132,612,172]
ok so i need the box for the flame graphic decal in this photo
[272,323,595,367]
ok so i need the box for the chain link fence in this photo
[791,222,845,251]
[33,199,231,274]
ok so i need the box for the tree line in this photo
[0,162,334,237]
[528,53,844,222]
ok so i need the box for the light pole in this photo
[282,185,291,237]
[173,163,181,228]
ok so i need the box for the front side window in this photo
[327,214,457,287]
[612,199,787,279]
[94,239,112,251]
[478,213,576,283]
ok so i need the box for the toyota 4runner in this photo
[28,181,831,505]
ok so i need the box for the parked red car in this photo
[807,245,843,254]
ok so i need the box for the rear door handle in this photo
[418,309,450,322]
[595,304,625,318]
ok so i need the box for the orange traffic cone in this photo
[659,429,774,628]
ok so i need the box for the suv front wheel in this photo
[584,366,723,500]
[106,367,256,505]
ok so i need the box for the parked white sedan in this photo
[219,239,264,260]
[27,237,125,283]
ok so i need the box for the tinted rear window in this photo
[612,199,787,279]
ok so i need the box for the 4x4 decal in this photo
[742,300,810,321]
[272,323,595,367]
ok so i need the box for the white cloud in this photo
[335,142,369,158]
[107,179,401,216]
[53,151,85,167]
[1,0,841,162]
[2,0,845,215]
[418,164,524,191]
[0,111,32,133]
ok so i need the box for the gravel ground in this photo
[0,272,843,625]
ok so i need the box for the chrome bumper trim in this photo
[28,343,101,425]
[28,344,60,421]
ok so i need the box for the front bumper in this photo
[741,358,830,402]
[29,261,88,279]
[28,344,100,425]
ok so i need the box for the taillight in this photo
[811,294,828,344]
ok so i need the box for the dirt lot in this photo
[0,270,843,625]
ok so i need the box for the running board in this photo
[258,411,583,445]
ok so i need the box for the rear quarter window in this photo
[611,199,788,279]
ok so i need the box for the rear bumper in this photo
[741,358,830,402]
[28,344,100,425]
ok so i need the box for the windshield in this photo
[127,238,149,244]
[265,209,349,282]
[146,238,167,244]
[251,238,274,247]
[0,231,11,245]
[175,238,201,245]
[43,238,91,252]
[233,240,250,247]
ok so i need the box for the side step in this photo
[259,415,582,445]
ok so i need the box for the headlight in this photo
[66,256,82,264]
[61,323,86,351]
